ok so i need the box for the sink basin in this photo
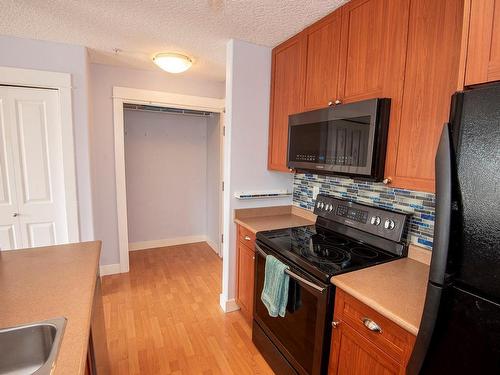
[0,317,66,375]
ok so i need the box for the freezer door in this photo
[412,285,500,374]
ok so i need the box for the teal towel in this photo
[261,255,290,317]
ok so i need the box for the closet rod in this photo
[123,103,214,118]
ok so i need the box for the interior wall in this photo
[90,63,225,266]
[206,113,221,253]
[124,110,209,245]
[221,39,294,310]
[0,35,94,241]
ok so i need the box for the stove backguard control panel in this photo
[313,194,409,243]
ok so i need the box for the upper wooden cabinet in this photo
[303,11,342,110]
[268,35,307,172]
[337,0,409,105]
[465,0,500,86]
[384,0,465,192]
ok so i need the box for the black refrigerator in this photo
[407,83,500,374]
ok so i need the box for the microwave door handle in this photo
[255,244,326,294]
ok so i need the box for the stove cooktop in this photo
[256,225,402,283]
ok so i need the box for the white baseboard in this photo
[128,236,207,251]
[206,239,221,256]
[219,294,240,313]
[100,263,121,276]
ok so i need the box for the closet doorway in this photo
[113,87,225,273]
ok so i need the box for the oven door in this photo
[253,242,333,375]
[287,98,390,180]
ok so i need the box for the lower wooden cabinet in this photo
[329,289,415,375]
[236,224,256,322]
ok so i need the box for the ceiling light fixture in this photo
[153,52,193,73]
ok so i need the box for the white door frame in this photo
[0,66,80,243]
[112,86,225,273]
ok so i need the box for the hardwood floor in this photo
[101,242,274,374]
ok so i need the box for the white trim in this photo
[129,236,207,251]
[0,66,80,244]
[219,295,240,313]
[113,87,225,113]
[100,263,121,276]
[206,239,220,256]
[113,87,225,274]
[0,66,71,88]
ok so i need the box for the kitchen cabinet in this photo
[268,34,307,172]
[329,289,415,375]
[303,10,342,111]
[465,0,500,86]
[268,0,467,192]
[384,0,465,192]
[236,224,256,322]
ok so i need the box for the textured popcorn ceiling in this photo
[0,0,348,82]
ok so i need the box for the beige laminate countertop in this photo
[331,255,430,336]
[234,205,316,233]
[0,241,101,375]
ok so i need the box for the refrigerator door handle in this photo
[429,123,453,284]
[406,123,453,375]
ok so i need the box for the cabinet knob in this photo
[244,236,251,241]
[328,101,334,106]
[332,321,341,329]
[12,213,19,217]
[382,177,392,185]
[334,99,342,105]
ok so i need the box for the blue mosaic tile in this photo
[293,173,435,250]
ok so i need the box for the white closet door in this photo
[0,86,69,249]
[0,89,22,249]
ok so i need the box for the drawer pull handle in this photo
[332,321,340,329]
[244,236,251,241]
[362,318,382,333]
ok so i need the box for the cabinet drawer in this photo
[238,225,256,248]
[334,289,415,365]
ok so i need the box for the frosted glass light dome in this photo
[153,53,193,73]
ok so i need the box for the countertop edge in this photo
[331,278,419,336]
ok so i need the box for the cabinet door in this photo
[329,323,401,375]
[303,11,342,111]
[337,0,409,104]
[385,0,465,192]
[465,0,500,86]
[268,34,307,172]
[237,241,255,322]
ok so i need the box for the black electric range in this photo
[252,194,410,375]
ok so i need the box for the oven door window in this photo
[254,250,329,375]
[289,116,371,167]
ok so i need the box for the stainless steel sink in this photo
[0,317,66,375]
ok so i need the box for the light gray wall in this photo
[90,63,225,265]
[124,110,209,243]
[0,35,94,241]
[222,40,294,305]
[206,113,221,251]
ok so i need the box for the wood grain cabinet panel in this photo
[385,0,465,192]
[465,0,500,86]
[236,226,256,323]
[268,35,307,172]
[303,11,342,110]
[329,289,415,375]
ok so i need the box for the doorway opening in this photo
[123,103,223,257]
[112,86,225,273]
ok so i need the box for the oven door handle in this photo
[255,244,326,294]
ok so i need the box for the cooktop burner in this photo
[256,225,400,282]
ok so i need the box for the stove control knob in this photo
[319,202,324,209]
[370,216,381,226]
[384,219,395,230]
[317,202,322,208]
[329,205,334,212]
[324,204,329,211]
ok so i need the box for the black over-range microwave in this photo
[287,98,391,181]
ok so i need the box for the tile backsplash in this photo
[293,173,435,250]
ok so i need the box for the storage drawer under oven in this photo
[253,242,333,375]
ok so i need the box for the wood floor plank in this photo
[102,242,275,375]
